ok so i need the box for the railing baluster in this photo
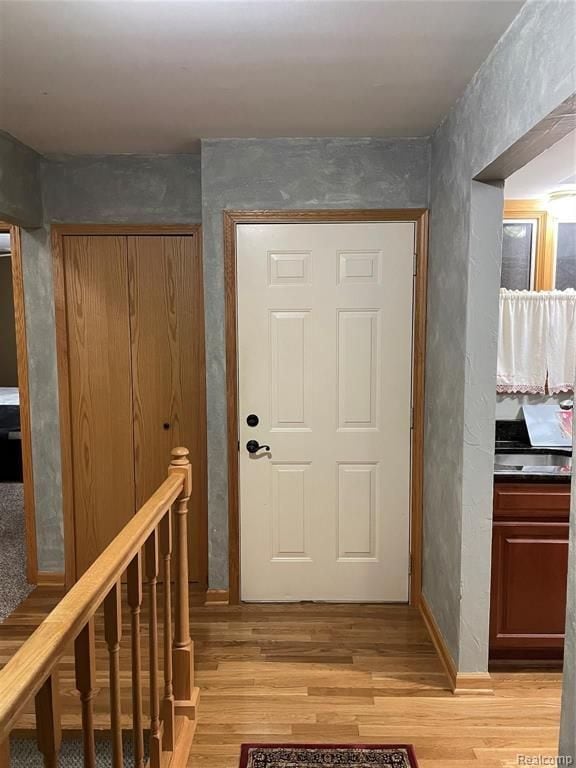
[146,529,161,767]
[160,510,175,752]
[0,735,10,767]
[104,581,124,768]
[127,552,145,768]
[0,454,195,767]
[74,620,96,768]
[35,672,61,768]
[169,447,194,706]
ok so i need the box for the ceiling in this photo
[505,130,576,199]
[0,0,524,154]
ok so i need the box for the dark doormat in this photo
[239,744,419,767]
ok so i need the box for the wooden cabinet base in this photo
[490,482,570,662]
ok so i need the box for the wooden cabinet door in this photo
[63,235,135,577]
[128,234,207,586]
[490,520,569,656]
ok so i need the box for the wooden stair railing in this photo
[0,447,199,768]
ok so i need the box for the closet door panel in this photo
[64,235,135,577]
[128,234,207,584]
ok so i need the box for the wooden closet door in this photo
[64,235,135,577]
[128,234,207,585]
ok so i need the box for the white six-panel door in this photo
[237,222,415,601]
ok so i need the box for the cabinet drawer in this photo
[494,483,571,520]
[490,521,569,654]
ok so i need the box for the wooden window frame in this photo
[224,209,429,606]
[503,200,556,290]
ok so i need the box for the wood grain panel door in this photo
[128,234,207,584]
[63,235,135,577]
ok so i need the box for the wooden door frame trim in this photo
[51,223,205,590]
[224,208,429,606]
[0,223,38,583]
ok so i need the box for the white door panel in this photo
[237,222,414,601]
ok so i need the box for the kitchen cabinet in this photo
[490,482,571,661]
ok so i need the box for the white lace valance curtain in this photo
[497,289,576,395]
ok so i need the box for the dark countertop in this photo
[495,419,571,455]
[494,419,572,482]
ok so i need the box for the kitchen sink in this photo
[495,453,571,467]
[494,451,572,474]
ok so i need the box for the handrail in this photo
[0,469,184,742]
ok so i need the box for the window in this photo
[554,222,576,290]
[501,220,537,290]
[501,200,573,291]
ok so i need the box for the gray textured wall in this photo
[22,153,202,571]
[201,137,430,587]
[459,180,503,672]
[0,131,42,226]
[43,154,202,223]
[424,0,576,669]
[21,225,64,571]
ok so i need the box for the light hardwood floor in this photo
[0,590,563,768]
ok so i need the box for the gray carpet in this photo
[10,731,149,767]
[0,482,33,622]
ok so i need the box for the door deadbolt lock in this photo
[247,414,259,427]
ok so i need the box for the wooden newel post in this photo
[168,447,196,712]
